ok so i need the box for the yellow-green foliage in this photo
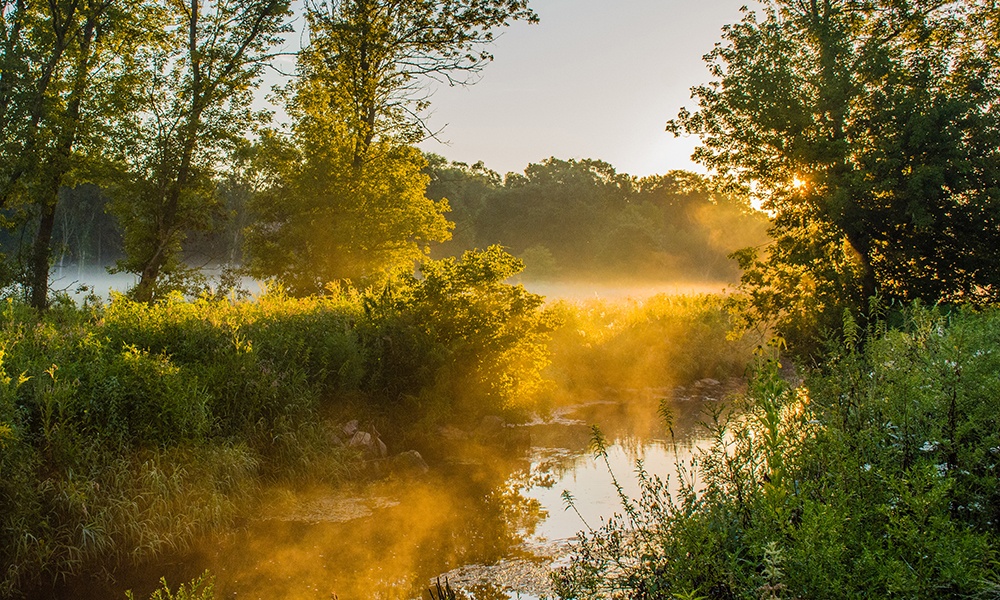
[0,252,556,596]
[0,294,364,595]
[546,293,758,398]
[361,246,557,422]
[127,572,215,600]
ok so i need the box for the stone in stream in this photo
[390,450,430,475]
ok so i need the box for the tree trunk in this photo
[27,11,96,309]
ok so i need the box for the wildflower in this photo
[920,441,938,452]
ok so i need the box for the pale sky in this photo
[415,0,754,177]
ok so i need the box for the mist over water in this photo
[40,266,744,599]
[518,278,732,301]
[48,265,264,302]
[53,266,730,304]
[58,382,736,600]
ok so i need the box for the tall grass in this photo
[545,293,759,401]
[554,305,1000,599]
[0,248,557,597]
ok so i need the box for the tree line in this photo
[425,155,768,282]
[0,152,768,292]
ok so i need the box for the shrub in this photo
[360,246,557,422]
[554,306,1000,599]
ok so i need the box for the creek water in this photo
[66,380,737,600]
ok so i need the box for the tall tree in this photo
[669,0,1000,346]
[245,0,536,293]
[0,0,157,308]
[109,0,292,302]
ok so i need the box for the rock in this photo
[438,425,469,441]
[391,450,430,475]
[349,429,387,459]
[694,378,721,387]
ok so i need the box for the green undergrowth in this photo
[554,305,1000,599]
[0,247,555,598]
[0,248,758,597]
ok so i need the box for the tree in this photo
[476,158,633,271]
[245,0,536,293]
[669,1,1000,346]
[246,132,453,293]
[424,153,502,257]
[109,0,292,303]
[0,0,155,307]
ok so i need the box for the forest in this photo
[2,0,1000,599]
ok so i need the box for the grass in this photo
[0,248,559,597]
[553,304,1000,599]
[0,249,762,597]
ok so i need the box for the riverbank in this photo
[555,305,1000,599]
[0,252,755,599]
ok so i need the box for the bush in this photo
[554,305,1000,599]
[360,245,557,423]
[0,261,558,596]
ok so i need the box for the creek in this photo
[62,379,737,600]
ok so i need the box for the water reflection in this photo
[60,380,738,600]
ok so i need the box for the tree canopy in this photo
[669,0,1000,347]
[428,156,767,282]
[244,0,536,294]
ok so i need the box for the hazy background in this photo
[414,0,754,177]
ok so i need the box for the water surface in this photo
[97,380,736,600]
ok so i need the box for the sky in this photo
[413,0,754,178]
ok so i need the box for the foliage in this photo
[298,0,537,156]
[105,0,291,303]
[126,572,216,600]
[0,257,561,595]
[670,1,1000,349]
[0,0,158,307]
[424,154,502,257]
[554,306,1000,599]
[244,0,535,293]
[246,136,452,293]
[360,245,555,422]
[545,293,758,400]
[442,158,768,282]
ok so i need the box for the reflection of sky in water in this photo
[524,440,702,547]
